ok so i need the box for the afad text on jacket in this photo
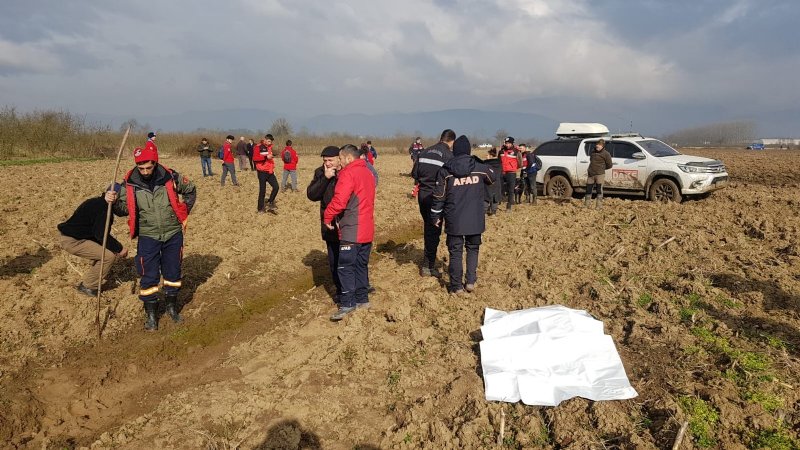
[431,155,496,236]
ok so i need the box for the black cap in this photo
[147,131,156,139]
[226,135,235,140]
[504,136,515,144]
[321,146,340,157]
[453,135,471,156]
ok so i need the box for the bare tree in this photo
[494,129,509,145]
[663,121,756,147]
[270,117,293,137]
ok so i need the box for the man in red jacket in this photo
[280,139,300,192]
[220,134,239,186]
[323,144,376,321]
[145,131,157,153]
[253,134,279,213]
[500,136,522,211]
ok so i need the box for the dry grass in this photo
[0,106,421,160]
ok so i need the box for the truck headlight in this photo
[678,164,716,173]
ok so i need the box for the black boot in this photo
[165,295,183,323]
[143,301,158,331]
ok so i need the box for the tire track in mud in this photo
[0,224,422,448]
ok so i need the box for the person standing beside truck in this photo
[585,138,613,209]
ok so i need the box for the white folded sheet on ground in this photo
[479,305,638,406]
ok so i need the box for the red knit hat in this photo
[133,146,158,164]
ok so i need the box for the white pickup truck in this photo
[536,123,729,202]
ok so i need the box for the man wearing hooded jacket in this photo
[431,135,496,294]
[108,146,196,331]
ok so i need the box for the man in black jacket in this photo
[483,148,503,215]
[431,135,496,294]
[412,129,455,277]
[58,185,128,296]
[306,146,343,300]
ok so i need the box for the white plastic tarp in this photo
[480,305,638,406]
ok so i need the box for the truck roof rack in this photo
[611,132,642,138]
[556,123,610,138]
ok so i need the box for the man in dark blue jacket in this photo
[412,129,455,277]
[430,135,496,294]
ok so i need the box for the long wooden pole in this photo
[95,126,131,339]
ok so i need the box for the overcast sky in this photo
[1,0,798,132]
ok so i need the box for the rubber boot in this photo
[143,301,158,331]
[165,295,183,323]
[596,195,603,210]
[584,195,591,208]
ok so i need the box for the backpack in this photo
[282,149,292,164]
[218,146,224,160]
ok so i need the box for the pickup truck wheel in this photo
[649,178,682,202]
[546,175,573,198]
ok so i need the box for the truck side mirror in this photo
[632,152,646,160]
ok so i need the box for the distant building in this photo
[760,138,800,146]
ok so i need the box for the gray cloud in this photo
[0,0,797,133]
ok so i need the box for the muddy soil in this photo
[1,149,799,449]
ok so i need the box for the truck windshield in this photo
[640,140,681,157]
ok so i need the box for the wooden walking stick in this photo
[95,126,131,339]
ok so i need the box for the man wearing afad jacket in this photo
[431,135,496,295]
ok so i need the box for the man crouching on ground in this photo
[107,146,196,331]
[431,135,496,294]
[323,144,376,321]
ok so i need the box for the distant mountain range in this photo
[87,108,559,141]
[86,103,798,140]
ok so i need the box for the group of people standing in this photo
[197,135,301,195]
[59,127,597,330]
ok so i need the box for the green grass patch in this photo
[749,427,799,450]
[679,396,719,448]
[763,334,789,351]
[691,326,772,374]
[680,307,698,322]
[387,370,401,390]
[636,293,653,308]
[0,156,101,166]
[714,293,742,309]
[683,345,705,356]
[744,391,784,413]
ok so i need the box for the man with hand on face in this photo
[323,145,376,321]
[307,146,343,302]
[107,146,196,331]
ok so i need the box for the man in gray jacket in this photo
[236,136,249,171]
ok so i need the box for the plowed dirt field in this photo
[0,148,798,449]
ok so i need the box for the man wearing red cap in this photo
[107,146,196,331]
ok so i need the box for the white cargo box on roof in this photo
[556,123,610,137]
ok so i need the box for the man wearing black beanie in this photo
[430,135,496,294]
